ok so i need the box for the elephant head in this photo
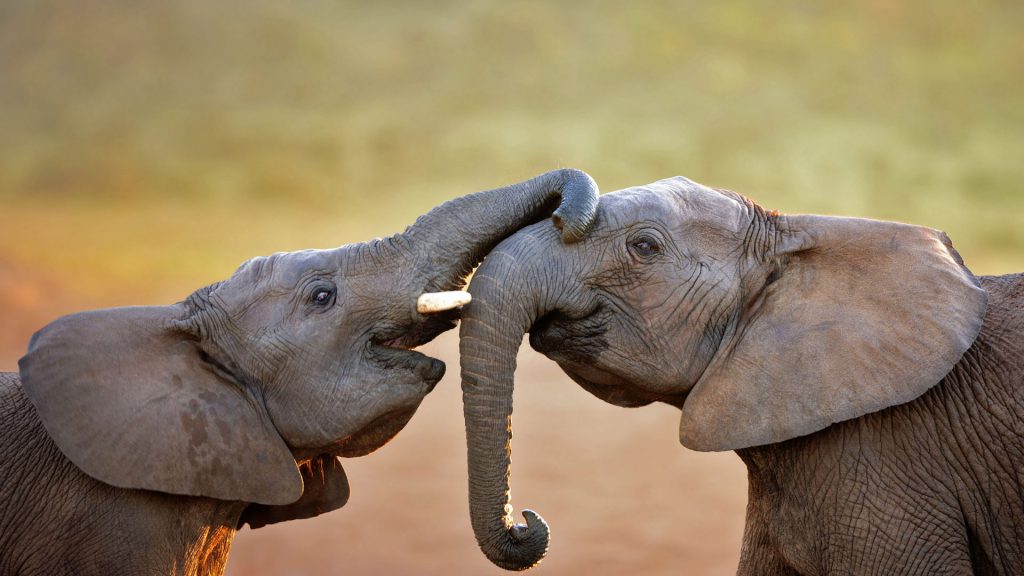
[17,169,598,526]
[459,176,988,569]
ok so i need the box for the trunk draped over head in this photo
[380,169,597,568]
[460,228,568,571]
[397,169,598,291]
[352,169,598,569]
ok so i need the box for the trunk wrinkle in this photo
[401,169,598,293]
[460,226,580,571]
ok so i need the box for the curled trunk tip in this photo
[551,168,599,244]
[483,509,550,571]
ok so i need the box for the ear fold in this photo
[679,216,988,451]
[238,453,350,529]
[19,305,302,505]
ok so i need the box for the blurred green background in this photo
[2,0,1022,302]
[1,2,1021,574]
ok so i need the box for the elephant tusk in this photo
[417,291,472,314]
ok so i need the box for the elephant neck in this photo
[734,439,803,497]
[0,374,245,575]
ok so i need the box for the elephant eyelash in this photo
[310,287,336,307]
[628,234,662,259]
[303,279,338,310]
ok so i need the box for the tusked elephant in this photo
[458,175,1023,574]
[0,169,599,576]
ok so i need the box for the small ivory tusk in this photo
[416,291,472,314]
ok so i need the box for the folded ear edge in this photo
[239,454,350,529]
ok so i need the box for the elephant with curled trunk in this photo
[460,175,1024,574]
[0,169,598,575]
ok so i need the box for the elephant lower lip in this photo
[423,358,446,386]
[366,342,445,390]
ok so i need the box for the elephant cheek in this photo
[556,360,651,408]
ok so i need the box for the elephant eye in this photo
[629,235,661,258]
[310,286,336,307]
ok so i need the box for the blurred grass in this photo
[0,0,1022,299]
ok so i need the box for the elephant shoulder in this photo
[0,371,24,413]
[949,274,1024,407]
[977,273,1024,340]
[0,373,87,549]
[1,373,243,572]
[1,372,63,461]
[1,373,89,494]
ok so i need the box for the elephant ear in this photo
[679,215,988,451]
[239,453,350,529]
[18,305,302,505]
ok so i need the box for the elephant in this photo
[0,168,599,576]
[458,175,1024,574]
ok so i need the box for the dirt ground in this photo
[0,258,748,576]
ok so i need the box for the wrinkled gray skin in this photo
[0,169,599,576]
[460,176,1023,574]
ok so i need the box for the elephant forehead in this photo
[220,248,339,301]
[600,176,747,233]
[234,249,339,288]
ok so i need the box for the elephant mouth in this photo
[367,342,446,386]
[528,305,610,362]
[530,307,687,409]
[367,315,455,387]
[343,315,453,459]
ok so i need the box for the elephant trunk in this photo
[399,169,598,292]
[460,226,570,570]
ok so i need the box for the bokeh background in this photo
[1,1,1021,574]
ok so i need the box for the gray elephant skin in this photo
[0,169,599,576]
[459,176,1022,574]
